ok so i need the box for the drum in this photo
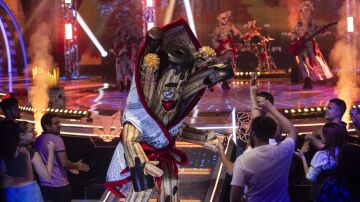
[250,35,262,45]
[236,51,258,72]
[236,38,251,52]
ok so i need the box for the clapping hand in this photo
[257,100,274,112]
[294,149,305,159]
[70,159,90,174]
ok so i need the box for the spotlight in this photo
[347,17,354,33]
[291,109,295,113]
[183,0,197,36]
[310,108,315,111]
[146,0,153,7]
[316,107,321,111]
[297,109,302,112]
[65,23,73,40]
[76,12,108,57]
[284,110,289,113]
[304,108,309,112]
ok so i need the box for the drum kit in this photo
[235,34,277,72]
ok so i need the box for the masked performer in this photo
[211,11,241,90]
[290,1,333,90]
[103,19,233,202]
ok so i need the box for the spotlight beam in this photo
[0,18,12,73]
[183,0,197,37]
[163,0,176,25]
[75,11,108,57]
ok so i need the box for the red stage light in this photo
[65,23,73,40]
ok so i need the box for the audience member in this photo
[0,120,41,202]
[295,122,347,200]
[302,98,348,153]
[349,108,360,142]
[34,113,90,202]
[317,144,360,201]
[18,121,56,180]
[0,97,20,123]
[230,100,298,202]
[217,74,278,175]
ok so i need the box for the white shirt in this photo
[306,148,339,182]
[231,138,295,202]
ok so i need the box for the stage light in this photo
[60,109,64,113]
[291,109,295,113]
[297,109,302,112]
[65,23,73,40]
[147,22,155,31]
[146,0,153,7]
[64,0,72,4]
[163,0,176,24]
[347,17,354,33]
[311,108,315,111]
[183,0,197,37]
[75,12,108,57]
[316,107,321,111]
[0,18,12,73]
[55,109,59,113]
[284,110,289,113]
[304,108,309,112]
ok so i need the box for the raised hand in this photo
[257,100,273,112]
[350,108,358,117]
[18,146,30,157]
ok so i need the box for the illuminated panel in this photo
[65,23,73,40]
[347,16,354,32]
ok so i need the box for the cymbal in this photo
[263,37,275,41]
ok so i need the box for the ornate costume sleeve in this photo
[122,123,149,167]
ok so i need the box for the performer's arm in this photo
[122,123,163,177]
[231,24,241,38]
[178,123,224,152]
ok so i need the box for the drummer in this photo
[242,20,262,40]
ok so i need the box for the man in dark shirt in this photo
[0,97,21,122]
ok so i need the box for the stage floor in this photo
[1,75,358,115]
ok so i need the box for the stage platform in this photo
[1,75,356,117]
